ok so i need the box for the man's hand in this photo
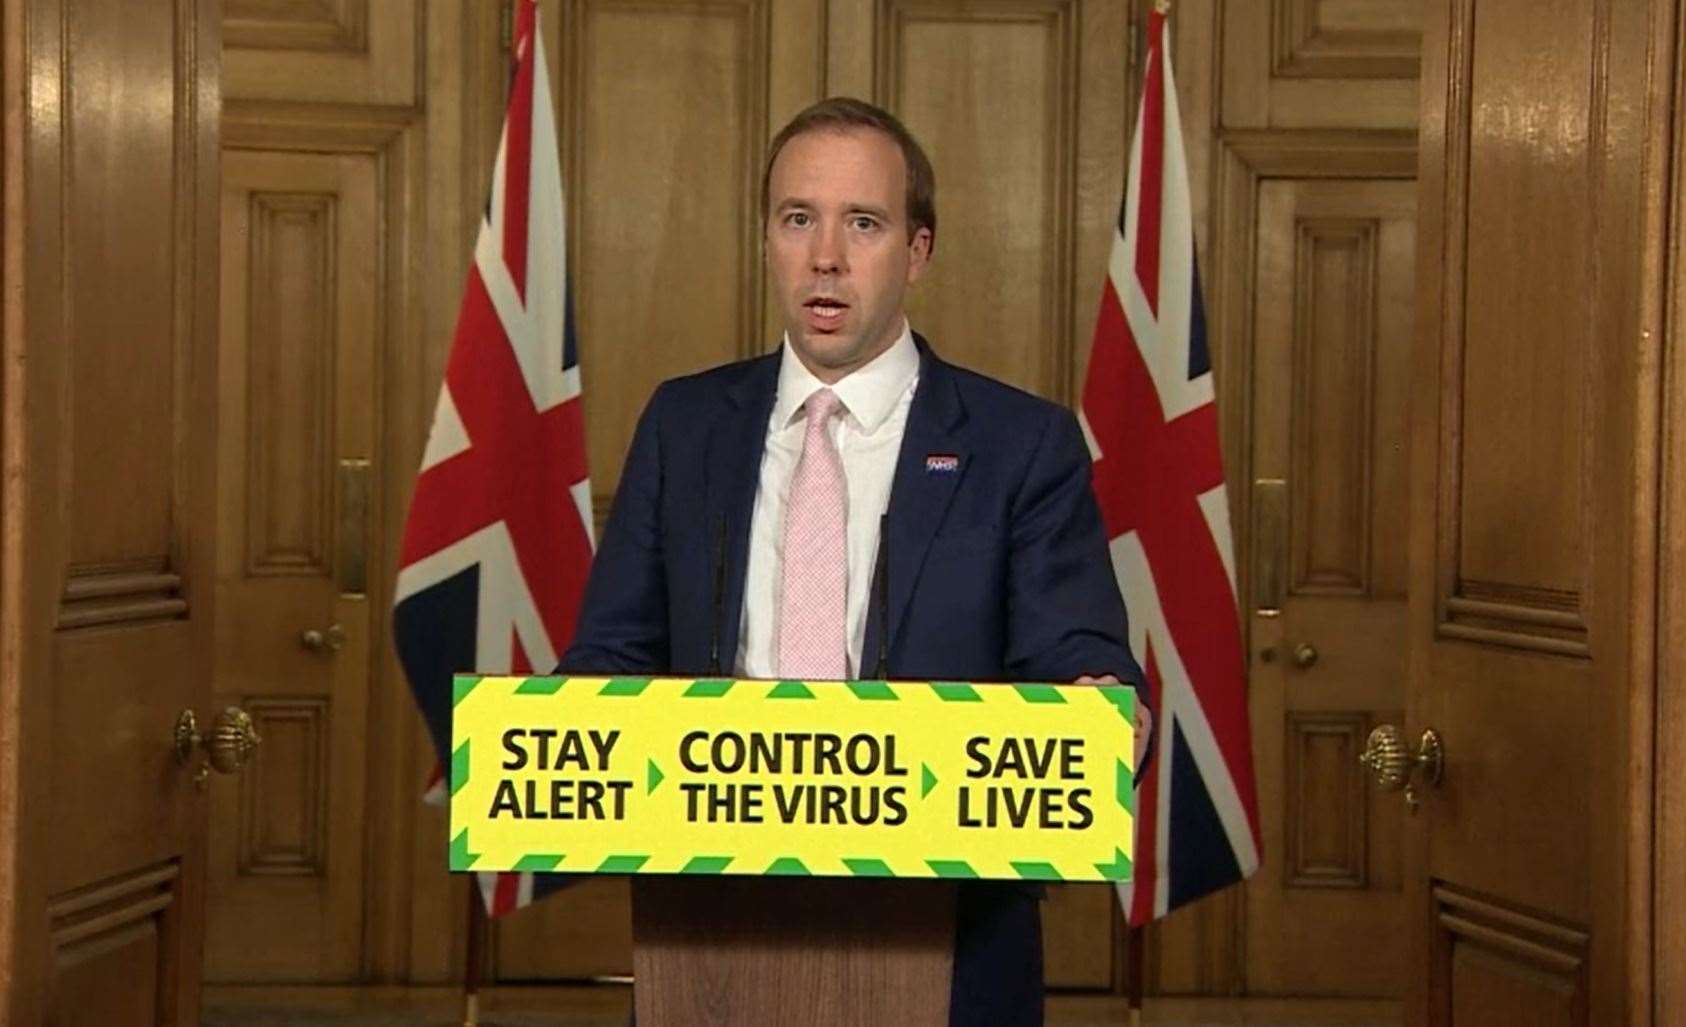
[1073,674,1152,773]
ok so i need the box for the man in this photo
[562,97,1144,1027]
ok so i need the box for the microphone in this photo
[707,514,728,676]
[873,513,890,679]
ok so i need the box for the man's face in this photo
[764,127,932,382]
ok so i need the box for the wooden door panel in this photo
[48,864,183,1027]
[5,0,222,1021]
[889,2,1077,401]
[1245,176,1412,998]
[1443,0,1592,641]
[1418,0,1600,925]
[1411,0,1660,1022]
[1431,887,1588,1027]
[208,147,379,982]
[564,0,774,523]
[223,0,416,106]
[878,0,1126,411]
[1223,0,1420,130]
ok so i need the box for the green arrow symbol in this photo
[647,758,665,795]
[921,763,938,799]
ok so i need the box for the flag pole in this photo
[1128,8,1160,1025]
[463,886,488,1027]
[1126,924,1145,1027]
[462,9,516,1025]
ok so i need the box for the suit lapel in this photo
[868,338,968,669]
[704,353,779,674]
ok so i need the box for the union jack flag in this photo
[1081,6,1261,923]
[394,0,591,917]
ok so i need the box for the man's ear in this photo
[906,226,933,284]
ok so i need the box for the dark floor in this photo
[202,990,1398,1027]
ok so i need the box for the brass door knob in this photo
[301,623,346,653]
[1359,724,1443,810]
[174,707,262,784]
[1259,642,1320,666]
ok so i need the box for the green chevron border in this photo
[450,676,1137,882]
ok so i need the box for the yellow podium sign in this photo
[448,676,1134,883]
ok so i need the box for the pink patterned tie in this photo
[777,388,848,680]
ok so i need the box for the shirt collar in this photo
[772,322,919,434]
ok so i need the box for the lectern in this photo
[631,876,957,1026]
[449,674,1135,1024]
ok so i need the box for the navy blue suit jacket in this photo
[561,336,1144,690]
[560,336,1142,1027]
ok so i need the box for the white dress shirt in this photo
[736,324,920,679]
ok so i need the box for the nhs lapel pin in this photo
[925,453,960,474]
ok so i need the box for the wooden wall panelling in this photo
[1654,0,1686,1014]
[877,0,1080,402]
[223,0,417,107]
[1272,0,1418,79]
[1222,0,1419,130]
[1071,0,1130,403]
[0,0,22,998]
[1140,889,1241,996]
[559,0,776,526]
[823,0,1127,406]
[1164,0,1219,260]
[760,0,830,350]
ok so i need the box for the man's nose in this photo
[810,221,846,275]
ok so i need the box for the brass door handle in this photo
[301,623,346,653]
[174,707,263,787]
[1359,724,1443,810]
[1259,642,1320,667]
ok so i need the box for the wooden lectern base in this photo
[632,876,957,1027]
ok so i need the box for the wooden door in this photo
[1402,0,1665,1022]
[0,0,224,1023]
[1246,177,1414,997]
[209,0,435,987]
[205,148,381,982]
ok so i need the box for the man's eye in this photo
[851,217,878,231]
[786,212,811,228]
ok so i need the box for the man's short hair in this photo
[762,97,937,252]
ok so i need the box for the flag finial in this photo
[1154,0,1170,13]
